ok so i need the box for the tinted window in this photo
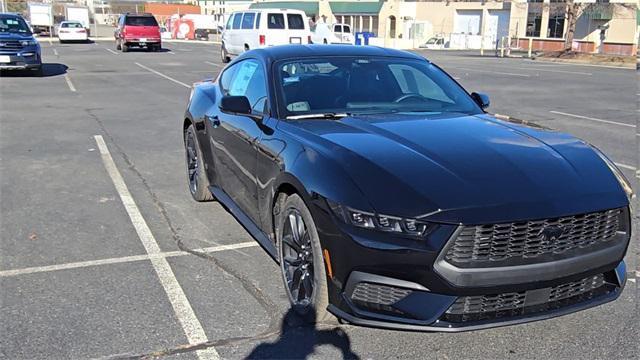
[255,13,261,29]
[277,57,481,117]
[232,13,242,29]
[125,16,158,26]
[228,60,268,114]
[267,13,284,29]
[333,25,342,33]
[241,13,255,29]
[343,25,350,33]
[287,14,304,30]
[62,22,83,28]
[225,14,233,30]
[0,16,31,34]
[220,64,239,94]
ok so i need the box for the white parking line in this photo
[135,62,191,88]
[204,61,223,68]
[105,48,118,55]
[94,135,219,360]
[0,242,259,277]
[614,163,636,171]
[522,66,592,76]
[550,111,636,128]
[456,67,530,78]
[53,48,58,56]
[64,74,76,92]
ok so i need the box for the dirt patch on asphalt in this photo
[534,51,636,68]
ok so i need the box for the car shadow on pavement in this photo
[0,63,68,77]
[246,308,360,360]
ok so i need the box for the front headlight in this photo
[327,200,435,236]
[20,40,37,46]
[592,146,635,202]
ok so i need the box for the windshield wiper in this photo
[286,112,349,120]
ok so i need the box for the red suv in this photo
[115,13,161,52]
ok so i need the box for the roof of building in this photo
[329,1,384,15]
[249,1,319,16]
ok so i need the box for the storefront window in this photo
[526,3,542,37]
[548,4,565,38]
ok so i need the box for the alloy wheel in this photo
[185,130,199,194]
[281,209,315,306]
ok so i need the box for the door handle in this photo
[205,115,220,128]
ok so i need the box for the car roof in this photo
[238,45,426,64]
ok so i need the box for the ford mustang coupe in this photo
[182,45,633,331]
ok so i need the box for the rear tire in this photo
[276,193,332,323]
[184,124,213,202]
[221,44,230,63]
[121,42,129,52]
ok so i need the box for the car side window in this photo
[333,25,341,33]
[232,13,242,29]
[388,64,454,104]
[241,13,255,29]
[286,14,304,30]
[225,14,233,30]
[267,13,285,29]
[228,60,268,115]
[220,64,239,95]
[343,25,350,34]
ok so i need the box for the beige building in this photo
[210,0,639,55]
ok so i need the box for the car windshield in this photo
[0,16,31,34]
[125,16,158,26]
[277,57,482,118]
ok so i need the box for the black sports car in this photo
[182,45,633,331]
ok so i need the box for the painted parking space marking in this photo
[135,62,191,88]
[64,74,76,92]
[0,242,259,277]
[94,135,219,360]
[613,163,636,171]
[456,67,530,78]
[550,111,636,128]
[105,48,119,55]
[521,66,592,76]
[205,61,223,68]
[53,48,58,56]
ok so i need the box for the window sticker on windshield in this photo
[287,102,309,112]
[229,61,258,96]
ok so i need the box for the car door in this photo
[207,59,269,225]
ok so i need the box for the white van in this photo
[221,9,311,63]
[311,23,354,44]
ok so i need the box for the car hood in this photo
[289,113,628,224]
[0,32,34,41]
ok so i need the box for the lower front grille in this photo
[0,41,24,51]
[350,282,412,315]
[443,274,612,323]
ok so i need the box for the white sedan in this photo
[58,21,88,43]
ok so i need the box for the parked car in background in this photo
[115,13,161,52]
[221,9,310,63]
[311,22,353,44]
[182,45,633,331]
[57,21,88,43]
[0,13,42,76]
[419,37,446,49]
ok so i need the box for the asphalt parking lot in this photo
[1,40,638,359]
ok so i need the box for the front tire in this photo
[121,42,129,53]
[184,125,213,201]
[276,193,331,323]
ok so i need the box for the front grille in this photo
[0,40,24,51]
[443,274,611,323]
[350,282,412,315]
[444,208,622,267]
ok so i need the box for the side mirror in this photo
[220,95,253,115]
[471,92,490,109]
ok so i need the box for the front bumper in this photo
[310,200,631,331]
[0,52,41,70]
